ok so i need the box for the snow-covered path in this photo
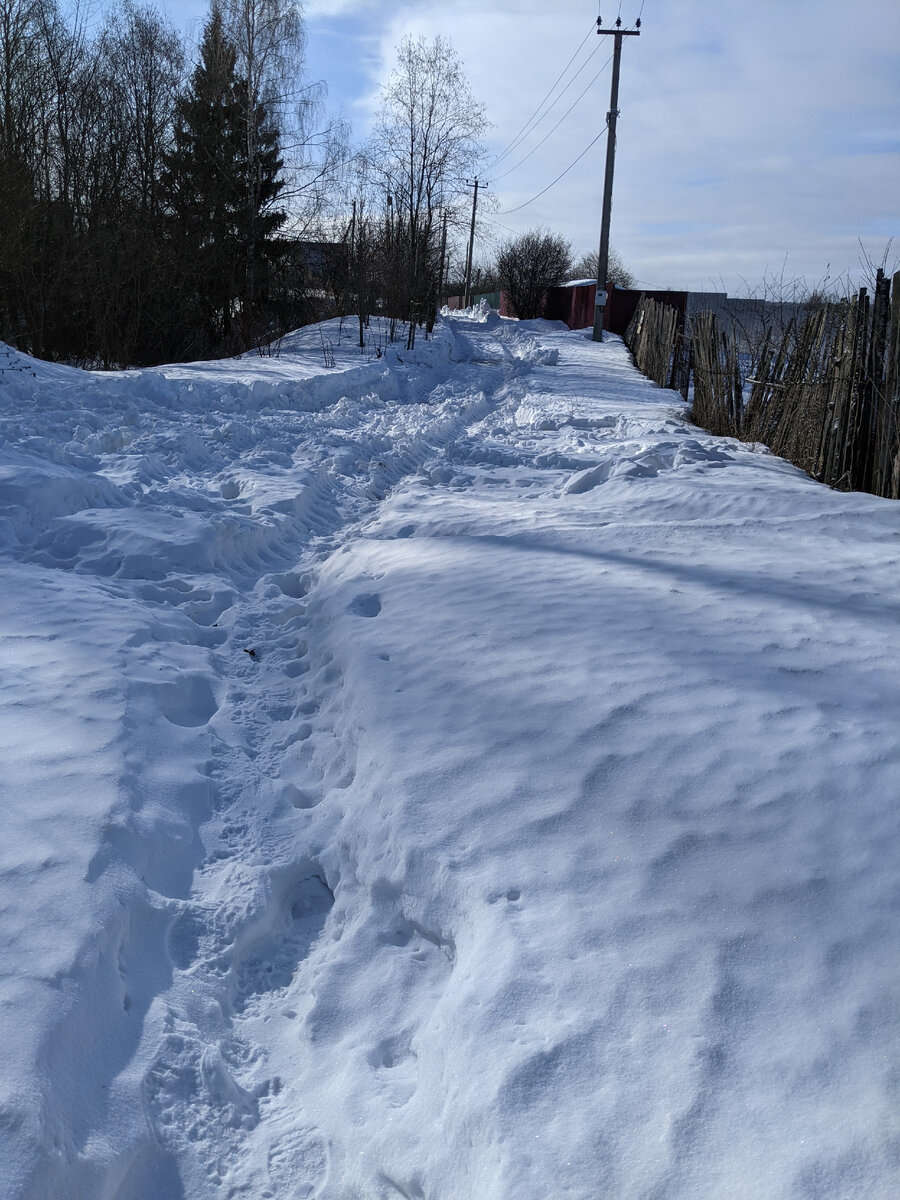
[1,315,899,1199]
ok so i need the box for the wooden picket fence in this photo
[690,310,744,439]
[625,295,680,388]
[623,270,900,499]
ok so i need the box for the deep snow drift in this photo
[1,313,899,1200]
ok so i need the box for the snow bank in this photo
[2,317,899,1199]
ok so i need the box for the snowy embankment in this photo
[1,313,898,1199]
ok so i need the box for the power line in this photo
[492,39,605,173]
[488,23,595,168]
[622,1,646,31]
[487,22,596,170]
[631,276,668,290]
[482,216,520,237]
[498,127,608,215]
[492,51,614,182]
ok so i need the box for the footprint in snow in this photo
[232,874,334,1014]
[167,907,205,970]
[266,1125,327,1197]
[153,672,219,727]
[348,592,381,618]
[270,570,310,599]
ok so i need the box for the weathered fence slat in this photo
[622,271,900,501]
[887,271,900,498]
[625,295,681,389]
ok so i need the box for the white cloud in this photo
[150,0,899,292]
[302,0,377,16]
[310,0,899,291]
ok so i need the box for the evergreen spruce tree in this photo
[232,73,287,315]
[163,3,285,354]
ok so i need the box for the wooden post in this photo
[886,271,900,497]
[463,179,480,310]
[592,22,640,342]
[867,268,891,494]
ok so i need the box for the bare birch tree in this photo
[369,34,488,324]
[223,0,346,241]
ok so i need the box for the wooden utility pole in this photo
[427,209,450,335]
[592,17,640,342]
[463,178,481,309]
[437,208,449,309]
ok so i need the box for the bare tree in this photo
[1,0,98,356]
[0,0,46,343]
[0,0,347,363]
[496,228,571,320]
[98,1,184,220]
[369,34,488,326]
[1,0,188,362]
[570,247,635,289]
[82,2,186,363]
[0,0,42,154]
[223,0,346,239]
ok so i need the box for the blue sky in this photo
[149,1,898,292]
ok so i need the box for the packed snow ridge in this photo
[1,310,899,1200]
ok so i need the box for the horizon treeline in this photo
[0,0,493,367]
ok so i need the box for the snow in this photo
[1,313,899,1199]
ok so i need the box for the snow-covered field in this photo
[1,311,898,1199]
